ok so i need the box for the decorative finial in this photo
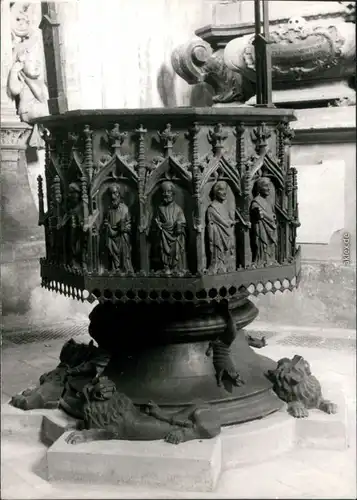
[107,123,127,152]
[251,123,271,152]
[207,124,228,155]
[157,123,178,156]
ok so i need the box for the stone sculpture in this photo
[65,376,221,445]
[150,181,187,272]
[206,181,236,273]
[10,339,110,411]
[8,46,48,123]
[9,3,48,125]
[250,177,278,266]
[267,355,338,418]
[103,184,133,272]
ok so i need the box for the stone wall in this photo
[253,262,356,330]
[255,106,356,330]
[56,0,225,110]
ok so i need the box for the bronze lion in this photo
[267,355,338,418]
[65,376,221,445]
[10,339,110,411]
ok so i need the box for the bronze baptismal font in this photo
[11,1,336,447]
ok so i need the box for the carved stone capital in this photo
[0,123,32,152]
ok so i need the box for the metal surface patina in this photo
[11,2,326,447]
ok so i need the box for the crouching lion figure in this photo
[10,339,110,411]
[267,354,338,418]
[65,376,221,445]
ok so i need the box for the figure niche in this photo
[146,180,195,274]
[250,176,278,267]
[100,183,136,273]
[205,180,238,274]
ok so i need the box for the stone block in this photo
[42,410,77,445]
[47,431,222,492]
[295,383,348,450]
[1,403,47,440]
[221,407,295,469]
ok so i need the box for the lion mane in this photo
[82,379,141,434]
[268,355,323,409]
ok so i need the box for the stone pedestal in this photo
[2,393,349,492]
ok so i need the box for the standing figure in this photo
[250,177,277,266]
[150,181,187,272]
[103,184,133,273]
[59,183,85,269]
[206,181,236,273]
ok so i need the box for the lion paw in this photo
[10,394,28,410]
[233,374,245,386]
[144,400,161,417]
[22,387,35,397]
[228,371,245,387]
[164,429,185,445]
[319,400,338,414]
[288,402,309,418]
[65,431,88,445]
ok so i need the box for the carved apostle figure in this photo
[103,184,133,273]
[58,182,85,269]
[250,177,278,266]
[151,181,187,272]
[206,181,236,273]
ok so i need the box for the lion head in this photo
[267,355,324,408]
[267,354,312,396]
[84,376,116,402]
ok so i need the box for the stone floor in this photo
[1,320,356,499]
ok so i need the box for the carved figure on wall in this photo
[58,182,85,269]
[10,339,110,411]
[103,184,133,273]
[267,355,338,418]
[150,181,187,272]
[7,47,48,123]
[250,177,278,266]
[206,181,236,274]
[65,376,221,445]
